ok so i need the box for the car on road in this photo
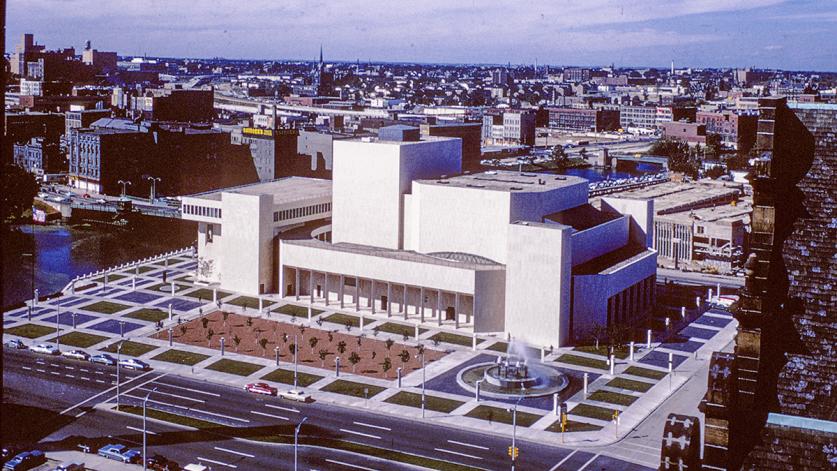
[119,358,150,370]
[4,339,27,350]
[62,349,90,361]
[3,450,46,470]
[244,382,277,396]
[31,344,60,355]
[97,444,127,462]
[279,389,311,403]
[89,354,117,366]
[147,454,180,471]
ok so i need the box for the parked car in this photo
[53,460,85,471]
[279,389,311,403]
[97,444,127,462]
[62,350,89,361]
[89,354,117,366]
[1,448,16,464]
[120,449,142,464]
[31,344,60,355]
[244,382,277,396]
[3,450,46,470]
[119,358,150,371]
[147,454,180,471]
[4,339,27,350]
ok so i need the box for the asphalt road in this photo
[3,348,655,470]
[656,268,744,289]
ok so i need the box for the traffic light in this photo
[507,446,519,459]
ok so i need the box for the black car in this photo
[147,454,181,471]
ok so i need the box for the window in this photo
[206,224,214,243]
[274,211,279,222]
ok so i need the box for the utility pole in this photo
[146,176,161,203]
[294,416,308,471]
[294,334,299,389]
[117,180,131,198]
[142,387,157,471]
[416,352,426,418]
[116,340,124,410]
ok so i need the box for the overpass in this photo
[214,94,391,118]
[611,154,669,171]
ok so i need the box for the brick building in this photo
[697,110,758,152]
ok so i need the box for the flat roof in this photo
[573,243,654,275]
[657,201,752,224]
[185,177,331,205]
[609,181,741,213]
[417,170,587,193]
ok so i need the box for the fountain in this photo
[457,339,570,399]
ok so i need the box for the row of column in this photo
[607,274,656,327]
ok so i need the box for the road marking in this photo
[95,371,104,375]
[352,421,391,431]
[154,381,222,397]
[578,453,600,471]
[36,360,45,365]
[433,448,482,460]
[36,369,46,373]
[136,387,206,403]
[64,366,75,370]
[446,440,489,451]
[96,379,106,383]
[196,457,237,469]
[265,404,300,413]
[214,447,255,458]
[549,450,577,470]
[250,410,288,420]
[50,371,61,376]
[50,363,61,367]
[324,459,377,471]
[80,376,91,381]
[65,374,75,378]
[58,370,160,416]
[339,428,381,440]
[127,426,156,435]
[80,368,90,372]
[126,396,251,423]
[74,411,87,418]
[21,366,32,371]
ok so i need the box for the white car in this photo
[31,343,60,355]
[62,349,90,361]
[278,389,311,403]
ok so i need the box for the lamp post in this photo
[294,334,299,389]
[510,395,523,471]
[116,340,124,410]
[143,387,157,471]
[117,180,132,198]
[294,416,308,471]
[416,352,426,418]
[55,306,61,350]
[146,176,161,203]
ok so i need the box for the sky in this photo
[6,0,837,71]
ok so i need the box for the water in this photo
[562,162,659,182]
[2,221,194,308]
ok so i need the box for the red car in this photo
[244,382,277,396]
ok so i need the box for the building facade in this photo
[547,107,620,132]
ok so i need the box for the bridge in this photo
[42,198,181,220]
[611,154,669,171]
[214,94,391,118]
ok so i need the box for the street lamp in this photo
[55,306,61,351]
[293,334,299,389]
[416,352,426,418]
[146,176,161,203]
[116,340,125,410]
[509,395,524,471]
[143,387,158,471]
[117,180,132,198]
[294,416,308,471]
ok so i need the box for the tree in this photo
[0,164,38,226]
[315,318,324,327]
[298,325,306,336]
[289,343,297,357]
[385,338,395,356]
[327,331,334,344]
[549,145,569,168]
[179,325,187,337]
[416,344,425,356]
[222,311,229,327]
[348,351,361,372]
[206,328,214,347]
[649,138,698,178]
[308,336,319,354]
[381,357,392,378]
[337,340,347,355]
[318,348,329,367]
[246,317,253,327]
[357,335,364,351]
[201,317,209,330]
[398,349,410,365]
[232,334,241,352]
[258,338,268,356]
[590,322,606,350]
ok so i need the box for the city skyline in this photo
[6,0,837,71]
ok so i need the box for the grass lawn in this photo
[322,312,368,328]
[205,359,265,376]
[274,304,323,317]
[465,405,541,427]
[136,265,156,274]
[4,323,55,339]
[486,341,509,353]
[384,391,463,413]
[81,301,132,314]
[320,380,385,399]
[124,308,168,323]
[546,419,603,433]
[261,368,323,387]
[428,332,482,347]
[625,366,668,380]
[573,345,630,359]
[374,322,428,338]
[570,403,617,421]
[101,341,158,357]
[606,377,655,393]
[588,390,638,406]
[92,273,127,283]
[555,354,609,370]
[184,288,232,301]
[152,349,210,366]
[227,296,275,309]
[51,331,109,348]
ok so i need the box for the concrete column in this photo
[170,281,176,295]
[213,288,218,303]
[309,271,314,304]
[695,296,701,308]
[402,285,408,319]
[360,314,365,332]
[339,274,345,309]
[168,303,173,321]
[454,293,460,329]
[717,283,721,301]
[553,394,559,416]
[295,269,300,301]
[541,347,546,362]
[437,290,442,326]
[473,334,478,351]
[609,354,615,375]
[220,337,225,356]
[386,283,392,318]
[707,288,713,302]
[371,279,376,314]
[132,277,136,291]
[355,277,360,312]
[583,373,589,397]
[415,324,420,341]
[668,352,674,372]
[323,273,329,306]
[419,287,425,323]
[646,329,652,349]
[681,306,686,319]
[259,297,264,313]
[397,367,402,388]
[629,341,635,362]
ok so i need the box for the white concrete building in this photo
[191,125,657,347]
